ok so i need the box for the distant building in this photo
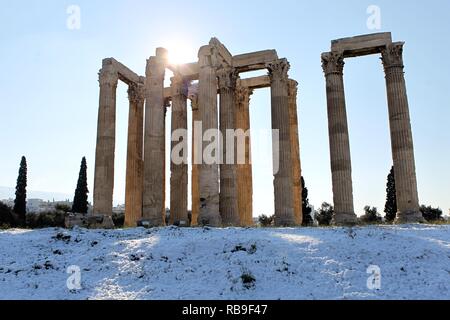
[27,199,47,213]
[113,204,125,214]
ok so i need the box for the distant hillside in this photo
[0,186,72,201]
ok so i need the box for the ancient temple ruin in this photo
[321,33,423,225]
[93,38,303,228]
[91,32,423,228]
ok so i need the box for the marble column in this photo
[170,75,189,226]
[321,52,357,225]
[235,83,253,227]
[267,59,296,227]
[124,81,145,227]
[381,43,423,223]
[190,93,200,226]
[93,59,118,228]
[288,79,303,226]
[218,67,240,226]
[143,48,167,226]
[197,46,221,226]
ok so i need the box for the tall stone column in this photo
[381,43,423,223]
[218,67,240,226]
[288,79,303,226]
[235,83,253,227]
[143,48,167,226]
[267,59,295,227]
[124,81,145,227]
[169,75,189,226]
[197,46,221,226]
[190,93,200,226]
[321,52,357,225]
[93,60,118,227]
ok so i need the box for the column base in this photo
[66,214,115,229]
[332,212,358,226]
[394,210,425,224]
[274,215,296,227]
[170,220,190,227]
[137,218,166,228]
[197,215,222,228]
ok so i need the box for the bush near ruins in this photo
[420,205,443,222]
[258,214,274,227]
[360,206,383,224]
[315,202,334,226]
[0,201,17,228]
[26,210,66,229]
[112,211,125,227]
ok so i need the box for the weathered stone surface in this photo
[124,81,145,227]
[381,43,423,223]
[321,52,357,225]
[331,32,392,58]
[267,59,296,227]
[190,94,200,227]
[239,76,271,90]
[197,45,221,227]
[169,74,189,226]
[288,80,303,226]
[218,67,240,226]
[103,57,141,84]
[93,61,118,218]
[234,50,279,72]
[210,38,233,66]
[65,213,115,229]
[235,82,253,227]
[143,49,168,227]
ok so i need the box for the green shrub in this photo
[112,211,125,228]
[241,271,256,289]
[315,202,334,226]
[0,201,17,228]
[420,205,443,222]
[360,206,382,224]
[258,214,274,227]
[26,211,66,229]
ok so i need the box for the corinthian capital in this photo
[217,67,238,91]
[288,79,299,97]
[98,66,118,88]
[146,56,166,82]
[235,83,253,106]
[171,74,190,98]
[321,52,345,76]
[189,93,199,111]
[381,43,404,71]
[128,82,145,104]
[266,58,290,83]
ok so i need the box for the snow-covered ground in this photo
[0,225,449,300]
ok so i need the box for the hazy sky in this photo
[0,0,449,216]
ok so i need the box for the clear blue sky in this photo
[0,0,449,216]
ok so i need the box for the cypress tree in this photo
[384,166,397,222]
[301,176,313,226]
[72,157,89,214]
[13,156,27,225]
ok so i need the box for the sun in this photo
[164,40,198,65]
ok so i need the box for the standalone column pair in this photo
[322,43,422,224]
